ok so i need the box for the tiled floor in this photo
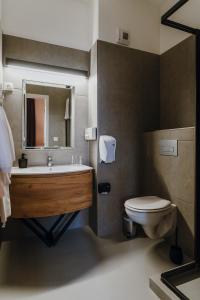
[0,227,174,300]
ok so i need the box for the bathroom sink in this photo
[11,164,93,175]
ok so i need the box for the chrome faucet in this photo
[47,154,53,167]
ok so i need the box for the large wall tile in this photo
[142,127,195,257]
[160,36,196,129]
[3,35,90,75]
[90,41,160,236]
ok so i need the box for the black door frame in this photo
[161,1,200,299]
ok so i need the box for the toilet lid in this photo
[125,196,171,212]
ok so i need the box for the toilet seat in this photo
[125,196,171,213]
[124,196,176,239]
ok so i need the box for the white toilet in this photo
[124,196,177,239]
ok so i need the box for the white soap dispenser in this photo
[99,135,116,163]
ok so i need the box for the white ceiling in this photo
[159,0,200,29]
[2,0,93,51]
[146,0,164,6]
[169,0,200,29]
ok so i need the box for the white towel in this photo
[0,173,11,227]
[64,98,70,120]
[0,107,15,172]
[0,107,15,226]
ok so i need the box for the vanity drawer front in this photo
[10,171,93,218]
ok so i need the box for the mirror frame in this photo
[22,80,75,150]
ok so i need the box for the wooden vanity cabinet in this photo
[10,170,93,218]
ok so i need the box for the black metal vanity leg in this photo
[21,219,52,247]
[47,215,66,244]
[20,211,80,247]
[49,214,66,233]
[53,211,80,245]
[30,218,49,234]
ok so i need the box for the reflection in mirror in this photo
[23,81,73,149]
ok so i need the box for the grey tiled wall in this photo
[89,38,196,240]
[160,36,196,129]
[3,34,90,75]
[142,127,195,258]
[89,41,160,236]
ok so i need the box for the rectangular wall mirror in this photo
[23,80,74,149]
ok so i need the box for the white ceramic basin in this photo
[11,164,93,175]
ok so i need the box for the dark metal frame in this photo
[161,0,199,35]
[21,211,80,247]
[161,0,200,299]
